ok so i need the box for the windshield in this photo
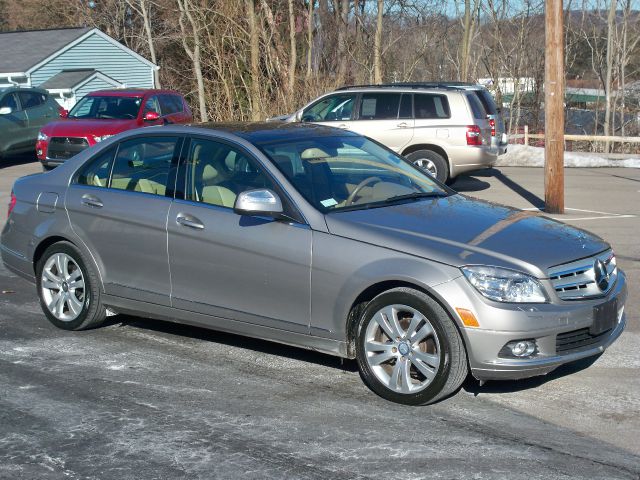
[68,95,142,120]
[258,135,450,212]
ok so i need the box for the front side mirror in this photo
[0,106,12,115]
[59,109,69,118]
[144,111,160,121]
[233,189,283,217]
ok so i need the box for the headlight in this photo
[37,131,48,141]
[461,266,547,303]
[94,134,113,142]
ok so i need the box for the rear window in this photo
[466,93,487,120]
[359,93,402,120]
[475,89,498,115]
[414,94,450,119]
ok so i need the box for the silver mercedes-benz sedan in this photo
[1,123,627,405]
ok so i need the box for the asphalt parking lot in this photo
[1,157,639,479]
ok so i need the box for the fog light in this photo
[499,339,537,358]
[37,149,42,155]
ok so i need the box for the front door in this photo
[0,92,30,154]
[66,135,182,305]
[302,92,357,131]
[167,137,312,333]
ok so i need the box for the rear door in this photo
[19,91,56,137]
[66,135,182,305]
[349,92,414,152]
[413,92,454,143]
[0,92,29,153]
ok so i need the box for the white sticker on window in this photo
[320,198,338,207]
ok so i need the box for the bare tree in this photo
[125,0,160,87]
[373,0,383,83]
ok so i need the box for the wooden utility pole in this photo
[544,0,564,213]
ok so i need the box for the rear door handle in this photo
[176,213,204,230]
[81,194,103,208]
[397,122,409,128]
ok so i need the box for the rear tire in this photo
[355,287,468,405]
[36,241,106,331]
[406,150,449,184]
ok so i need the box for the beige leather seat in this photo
[201,185,236,208]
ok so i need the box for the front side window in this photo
[159,94,183,114]
[110,137,180,196]
[143,96,161,116]
[358,93,402,120]
[414,94,450,119]
[258,136,449,212]
[302,94,356,122]
[0,93,19,111]
[17,91,46,109]
[68,95,142,120]
[184,138,275,209]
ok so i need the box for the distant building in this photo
[0,27,158,109]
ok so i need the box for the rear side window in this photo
[476,90,498,115]
[359,93,401,120]
[17,91,46,109]
[414,94,450,119]
[159,94,184,114]
[466,93,487,120]
[76,148,116,187]
[399,94,412,119]
[110,137,180,196]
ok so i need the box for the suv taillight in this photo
[466,125,482,146]
[8,190,16,218]
[489,118,496,137]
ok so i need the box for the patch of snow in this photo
[497,145,640,168]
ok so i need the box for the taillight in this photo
[466,125,482,146]
[489,118,496,137]
[8,190,16,218]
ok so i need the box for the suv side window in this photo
[302,94,356,122]
[466,93,487,120]
[110,136,180,196]
[76,147,116,187]
[0,93,19,111]
[17,91,46,110]
[414,94,450,119]
[160,94,184,114]
[359,93,401,120]
[184,138,276,209]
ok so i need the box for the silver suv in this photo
[278,84,499,183]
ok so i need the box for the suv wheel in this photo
[406,150,449,183]
[355,287,468,405]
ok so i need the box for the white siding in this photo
[30,32,154,89]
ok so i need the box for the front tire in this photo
[355,287,468,405]
[36,241,106,330]
[406,150,449,184]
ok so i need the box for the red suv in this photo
[37,89,192,170]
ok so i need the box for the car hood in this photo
[41,118,138,137]
[324,194,609,278]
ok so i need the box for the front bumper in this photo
[433,271,628,381]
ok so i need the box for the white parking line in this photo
[521,207,636,221]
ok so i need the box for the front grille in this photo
[47,137,89,160]
[556,328,610,354]
[548,250,616,300]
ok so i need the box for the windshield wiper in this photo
[384,191,449,204]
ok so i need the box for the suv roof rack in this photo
[336,82,483,91]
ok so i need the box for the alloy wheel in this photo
[364,304,441,394]
[413,158,437,177]
[40,253,86,322]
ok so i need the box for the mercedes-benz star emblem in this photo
[594,259,610,291]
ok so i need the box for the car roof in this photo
[336,82,487,92]
[185,121,360,144]
[0,86,49,95]
[86,89,182,98]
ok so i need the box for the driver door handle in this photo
[397,122,409,128]
[81,193,103,208]
[176,213,204,230]
[337,123,350,129]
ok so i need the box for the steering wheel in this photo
[345,177,382,206]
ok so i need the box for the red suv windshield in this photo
[68,95,143,120]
